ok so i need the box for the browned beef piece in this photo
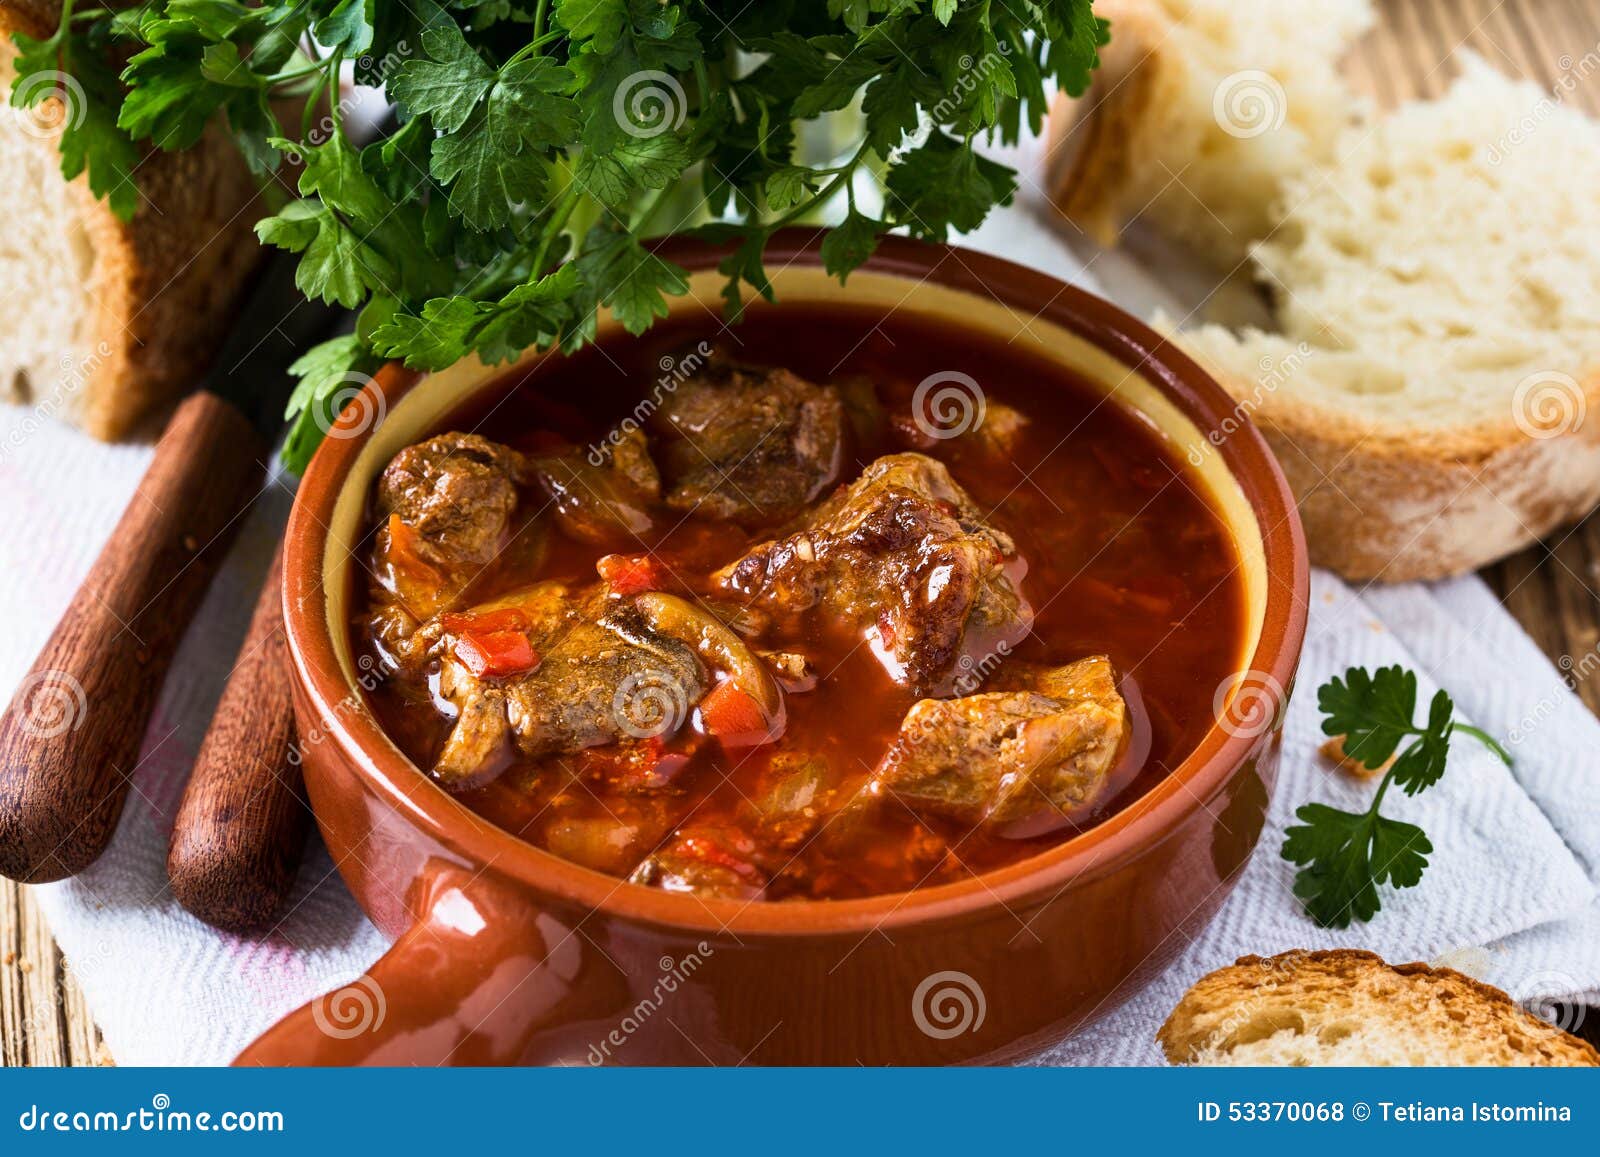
[628,829,767,900]
[432,583,707,785]
[889,396,1029,458]
[369,433,533,670]
[649,364,846,525]
[377,432,524,571]
[716,453,1033,695]
[526,427,661,547]
[871,655,1130,827]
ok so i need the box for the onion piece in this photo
[631,591,786,736]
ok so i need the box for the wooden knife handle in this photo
[0,392,265,883]
[168,542,309,932]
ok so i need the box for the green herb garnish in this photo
[1282,665,1512,929]
[11,1,1109,471]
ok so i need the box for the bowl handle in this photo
[233,860,623,1066]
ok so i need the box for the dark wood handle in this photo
[168,542,310,931]
[0,392,265,883]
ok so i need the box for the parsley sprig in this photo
[10,1,1107,471]
[1282,665,1512,929]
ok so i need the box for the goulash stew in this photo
[354,307,1246,901]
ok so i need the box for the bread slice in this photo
[1170,56,1600,581]
[1045,0,1374,268]
[1160,949,1599,1066]
[0,2,264,440]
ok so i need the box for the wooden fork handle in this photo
[168,541,310,931]
[0,392,265,883]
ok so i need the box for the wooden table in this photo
[5,0,1600,1066]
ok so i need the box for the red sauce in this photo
[354,302,1247,900]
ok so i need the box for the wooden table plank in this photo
[1,881,107,1066]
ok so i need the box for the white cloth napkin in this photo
[4,186,1598,1065]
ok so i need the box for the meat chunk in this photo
[368,433,535,670]
[871,655,1130,827]
[650,364,846,525]
[431,583,708,785]
[377,432,524,571]
[889,395,1029,458]
[628,830,767,901]
[526,427,661,547]
[717,453,1033,695]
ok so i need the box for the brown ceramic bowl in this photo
[236,231,1307,1066]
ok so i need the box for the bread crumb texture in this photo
[1159,949,1600,1066]
[0,4,263,441]
[1172,56,1600,579]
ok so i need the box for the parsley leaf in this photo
[1282,666,1510,928]
[390,23,496,133]
[22,0,1108,471]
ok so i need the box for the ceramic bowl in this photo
[236,231,1307,1066]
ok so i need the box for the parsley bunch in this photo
[1282,665,1512,929]
[9,0,1107,469]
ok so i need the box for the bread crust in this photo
[1044,0,1166,246]
[1206,364,1600,581]
[1160,948,1600,1066]
[1,1,265,440]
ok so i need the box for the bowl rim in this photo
[283,227,1309,939]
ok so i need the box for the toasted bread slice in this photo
[1045,0,1374,268]
[1160,949,1599,1066]
[0,2,264,440]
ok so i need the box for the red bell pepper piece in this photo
[440,606,532,634]
[597,552,665,596]
[454,630,539,679]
